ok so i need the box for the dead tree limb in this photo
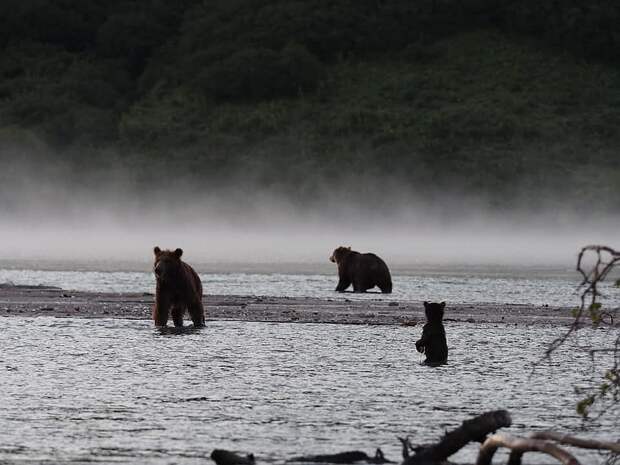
[545,245,620,359]
[403,410,511,465]
[476,434,581,465]
[530,432,620,453]
[538,244,620,419]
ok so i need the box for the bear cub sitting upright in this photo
[415,301,448,366]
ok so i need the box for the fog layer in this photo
[1,190,617,268]
[1,147,617,268]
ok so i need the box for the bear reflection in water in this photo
[415,301,449,366]
[330,246,392,294]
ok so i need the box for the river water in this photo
[0,317,618,464]
[1,261,619,464]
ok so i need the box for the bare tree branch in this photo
[544,245,619,358]
[541,244,620,418]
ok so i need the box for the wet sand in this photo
[0,284,587,326]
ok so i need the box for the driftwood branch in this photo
[210,412,620,465]
[530,432,620,453]
[403,410,512,465]
[476,434,581,465]
[397,437,413,459]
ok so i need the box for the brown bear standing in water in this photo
[415,301,448,366]
[152,246,205,327]
[330,246,392,293]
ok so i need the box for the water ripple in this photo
[0,318,618,464]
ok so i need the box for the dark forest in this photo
[1,0,620,211]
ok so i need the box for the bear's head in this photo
[423,301,446,323]
[330,246,352,264]
[153,246,184,285]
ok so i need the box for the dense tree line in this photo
[1,0,620,210]
[2,0,620,146]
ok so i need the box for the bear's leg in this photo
[352,280,367,293]
[171,306,184,327]
[188,300,205,328]
[153,292,170,327]
[153,305,169,326]
[379,281,393,294]
[335,277,351,292]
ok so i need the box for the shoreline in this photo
[0,285,587,326]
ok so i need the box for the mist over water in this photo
[1,199,618,268]
[1,149,618,268]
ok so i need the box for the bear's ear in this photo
[439,302,446,309]
[346,246,351,250]
[154,246,161,256]
[174,248,183,258]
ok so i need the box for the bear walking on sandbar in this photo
[152,246,205,327]
[416,301,448,366]
[330,246,392,293]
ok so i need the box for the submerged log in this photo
[476,434,580,465]
[211,449,256,465]
[288,449,393,464]
[403,410,512,465]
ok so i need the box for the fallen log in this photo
[403,410,512,465]
[476,434,580,465]
[530,432,620,453]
